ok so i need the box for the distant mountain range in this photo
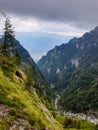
[16,31,72,62]
[38,26,98,112]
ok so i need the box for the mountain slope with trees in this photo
[0,14,63,129]
[0,13,98,130]
[38,26,98,112]
[0,14,54,106]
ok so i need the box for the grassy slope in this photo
[0,60,97,130]
[0,67,62,130]
[56,115,97,130]
[0,66,97,130]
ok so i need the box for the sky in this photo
[0,0,98,62]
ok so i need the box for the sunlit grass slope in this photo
[0,67,62,130]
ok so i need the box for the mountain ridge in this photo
[0,38,55,108]
[37,26,98,112]
[0,38,63,129]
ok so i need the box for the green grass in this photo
[0,120,7,130]
[0,61,97,130]
[0,67,62,130]
[56,115,96,130]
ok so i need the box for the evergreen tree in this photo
[0,13,21,70]
[2,16,15,56]
[26,67,33,90]
[15,49,21,65]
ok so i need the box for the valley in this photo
[37,26,98,129]
[0,11,98,130]
[38,26,98,113]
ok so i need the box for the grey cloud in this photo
[0,0,98,29]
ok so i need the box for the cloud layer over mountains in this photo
[0,0,98,28]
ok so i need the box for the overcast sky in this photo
[0,0,97,62]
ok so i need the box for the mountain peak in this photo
[37,26,98,112]
[94,26,98,31]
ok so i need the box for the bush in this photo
[64,117,81,129]
[95,124,98,130]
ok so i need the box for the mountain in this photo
[0,61,62,130]
[0,39,54,105]
[0,64,96,130]
[0,39,64,129]
[37,26,98,113]
[0,34,98,130]
[16,31,72,62]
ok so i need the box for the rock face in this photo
[37,37,80,85]
[38,27,98,87]
[64,112,98,125]
[9,119,33,130]
[0,104,9,118]
[38,26,98,112]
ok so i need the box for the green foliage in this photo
[56,115,96,130]
[0,15,21,75]
[0,120,7,130]
[20,62,55,111]
[95,124,98,130]
[15,49,21,65]
[64,118,81,129]
[56,115,65,126]
[24,123,30,130]
[4,16,15,42]
[1,16,15,58]
[38,26,98,113]
[0,67,62,130]
[25,67,33,90]
[59,63,98,112]
[0,14,61,130]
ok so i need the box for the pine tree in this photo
[0,14,21,70]
[26,67,33,90]
[3,16,15,56]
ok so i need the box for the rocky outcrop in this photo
[9,119,33,130]
[40,102,55,123]
[0,104,9,118]
[64,111,98,124]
